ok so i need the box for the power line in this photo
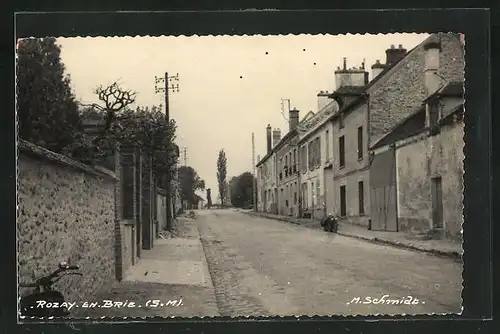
[252,132,257,212]
[154,72,180,231]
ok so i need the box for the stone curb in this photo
[244,212,462,261]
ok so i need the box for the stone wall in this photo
[17,141,118,302]
[429,121,464,240]
[368,33,465,146]
[396,135,432,233]
[120,222,136,274]
[395,120,464,239]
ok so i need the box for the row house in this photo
[369,35,464,240]
[256,109,305,215]
[256,33,464,241]
[275,109,300,216]
[321,34,464,230]
[297,95,338,219]
[256,126,279,213]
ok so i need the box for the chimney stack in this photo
[272,128,282,147]
[317,90,331,111]
[334,57,369,89]
[289,109,300,132]
[371,59,385,80]
[266,124,272,153]
[423,35,442,97]
[385,44,407,66]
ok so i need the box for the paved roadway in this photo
[197,209,463,317]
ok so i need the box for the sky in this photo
[57,33,428,197]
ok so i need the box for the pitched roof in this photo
[255,128,298,167]
[330,85,366,97]
[440,104,464,126]
[301,111,315,122]
[370,105,426,150]
[370,102,464,150]
[322,39,423,125]
[423,80,464,103]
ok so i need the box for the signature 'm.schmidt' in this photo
[347,295,425,305]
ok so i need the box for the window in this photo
[311,181,315,208]
[340,185,346,217]
[325,130,330,160]
[318,138,321,165]
[358,181,364,215]
[308,141,314,170]
[301,145,307,172]
[293,149,297,172]
[315,137,321,166]
[316,180,320,207]
[357,126,363,160]
[302,183,308,209]
[339,135,345,168]
[293,182,297,204]
[286,185,289,204]
[279,158,283,180]
[429,101,441,136]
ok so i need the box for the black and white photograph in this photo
[16,31,465,319]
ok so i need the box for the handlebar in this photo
[19,263,81,288]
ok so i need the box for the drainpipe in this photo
[391,142,400,232]
[297,147,302,218]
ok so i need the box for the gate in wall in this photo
[369,146,398,231]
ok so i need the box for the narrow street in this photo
[197,209,463,317]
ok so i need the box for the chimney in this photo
[272,128,282,147]
[385,44,407,66]
[266,124,272,153]
[317,90,331,111]
[334,58,370,89]
[423,35,442,97]
[371,59,385,80]
[289,109,299,132]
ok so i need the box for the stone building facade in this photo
[328,33,464,228]
[255,33,464,238]
[371,81,464,240]
[369,35,465,239]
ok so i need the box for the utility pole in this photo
[280,98,291,121]
[183,146,187,166]
[252,132,257,212]
[155,72,180,231]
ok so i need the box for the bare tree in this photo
[76,81,137,160]
[80,81,137,134]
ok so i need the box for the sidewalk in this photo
[75,216,219,318]
[243,211,463,260]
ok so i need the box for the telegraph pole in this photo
[155,72,180,231]
[280,98,291,121]
[252,132,257,212]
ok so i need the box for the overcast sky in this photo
[57,33,428,198]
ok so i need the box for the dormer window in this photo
[428,99,441,136]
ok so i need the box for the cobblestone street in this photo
[197,209,463,317]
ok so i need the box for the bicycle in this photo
[19,262,82,317]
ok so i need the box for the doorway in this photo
[340,185,346,217]
[431,177,443,229]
